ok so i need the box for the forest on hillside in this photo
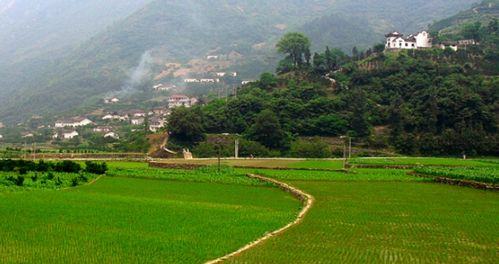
[167,20,499,157]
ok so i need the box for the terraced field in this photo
[0,172,300,263]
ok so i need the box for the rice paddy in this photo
[0,170,300,263]
[1,158,498,263]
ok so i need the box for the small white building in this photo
[149,117,166,132]
[55,117,93,128]
[0,134,3,140]
[439,42,459,51]
[200,78,220,83]
[215,72,226,77]
[102,113,128,122]
[104,132,119,139]
[63,131,79,140]
[206,55,219,60]
[168,94,197,108]
[104,97,120,104]
[93,126,113,133]
[131,117,145,126]
[184,79,200,83]
[153,84,176,91]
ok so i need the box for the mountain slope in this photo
[0,0,479,123]
[430,0,499,35]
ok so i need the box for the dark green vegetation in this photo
[430,0,499,37]
[0,0,478,122]
[0,160,106,190]
[415,166,498,184]
[169,21,499,157]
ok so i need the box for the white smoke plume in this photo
[120,50,153,94]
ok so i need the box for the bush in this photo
[290,138,331,158]
[239,139,271,157]
[54,160,81,173]
[15,176,24,186]
[84,161,107,175]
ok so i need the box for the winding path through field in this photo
[205,174,315,264]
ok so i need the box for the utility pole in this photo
[235,139,239,159]
[348,137,352,160]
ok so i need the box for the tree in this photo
[373,43,385,54]
[352,46,359,60]
[462,21,482,41]
[168,107,205,145]
[246,110,290,150]
[259,73,278,91]
[276,32,311,68]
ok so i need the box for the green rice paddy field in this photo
[1,159,498,263]
[0,172,300,263]
[230,169,499,263]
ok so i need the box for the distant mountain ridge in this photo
[0,0,479,123]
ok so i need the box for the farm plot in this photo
[230,170,499,263]
[349,157,494,167]
[0,174,300,263]
[415,166,498,185]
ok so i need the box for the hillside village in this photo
[0,25,492,153]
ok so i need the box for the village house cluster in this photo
[47,94,198,141]
[385,31,478,51]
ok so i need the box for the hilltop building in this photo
[385,31,432,50]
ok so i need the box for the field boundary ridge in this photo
[204,174,315,264]
[411,172,498,191]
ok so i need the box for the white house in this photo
[102,113,128,122]
[149,117,166,132]
[439,42,459,51]
[215,72,226,77]
[206,55,219,60]
[104,132,119,139]
[63,131,79,140]
[168,94,197,108]
[153,84,176,91]
[55,117,93,128]
[131,117,145,126]
[93,126,113,133]
[184,79,200,83]
[385,31,432,50]
[200,78,220,83]
[0,134,3,140]
[104,97,120,104]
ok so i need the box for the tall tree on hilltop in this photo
[276,32,311,68]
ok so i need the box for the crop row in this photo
[0,171,97,190]
[414,166,498,184]
[107,165,271,186]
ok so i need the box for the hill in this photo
[430,0,499,36]
[0,0,479,123]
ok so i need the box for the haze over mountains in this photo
[0,0,479,123]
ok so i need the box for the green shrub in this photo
[290,138,331,158]
[84,161,107,175]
